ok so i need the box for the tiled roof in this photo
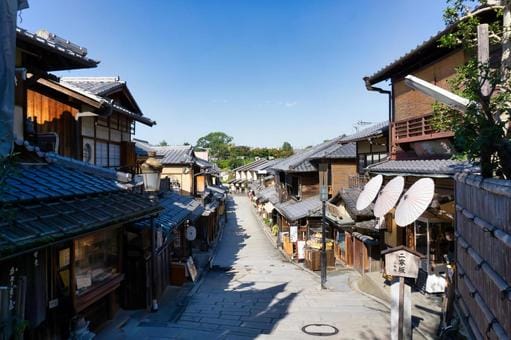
[134,139,152,157]
[59,77,155,126]
[275,196,322,221]
[366,159,479,176]
[135,192,204,233]
[207,185,229,196]
[310,143,356,160]
[0,191,159,257]
[0,146,159,257]
[233,159,270,172]
[339,188,374,221]
[1,158,119,204]
[134,141,214,168]
[154,145,194,165]
[60,77,125,96]
[341,121,389,142]
[255,159,281,172]
[365,6,497,84]
[271,138,341,173]
[256,187,279,205]
[16,27,99,70]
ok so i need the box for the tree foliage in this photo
[434,0,511,178]
[158,140,168,146]
[195,132,294,170]
[196,131,233,160]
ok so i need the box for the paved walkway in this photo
[99,196,390,339]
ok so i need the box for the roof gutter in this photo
[364,77,393,150]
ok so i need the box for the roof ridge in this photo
[61,76,123,83]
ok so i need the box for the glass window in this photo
[74,229,119,296]
[109,143,121,167]
[96,141,108,167]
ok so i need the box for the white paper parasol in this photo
[356,175,383,211]
[395,178,435,227]
[373,176,405,218]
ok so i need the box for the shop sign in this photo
[290,226,298,242]
[384,248,422,279]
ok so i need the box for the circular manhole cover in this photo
[302,324,339,337]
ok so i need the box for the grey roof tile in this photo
[339,188,374,220]
[340,121,389,142]
[1,162,119,204]
[310,143,356,160]
[366,159,479,176]
[59,77,156,126]
[233,159,270,172]
[0,191,159,257]
[16,27,99,68]
[275,196,322,221]
[135,192,204,233]
[60,77,125,96]
[271,138,342,173]
[154,145,194,165]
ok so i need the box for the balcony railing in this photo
[393,113,453,144]
[349,175,369,189]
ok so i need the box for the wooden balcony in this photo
[393,113,454,144]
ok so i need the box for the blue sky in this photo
[20,1,447,148]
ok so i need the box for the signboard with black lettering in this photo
[385,250,420,279]
[381,246,424,340]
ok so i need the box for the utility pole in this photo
[319,163,328,289]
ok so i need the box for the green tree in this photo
[196,132,233,160]
[433,0,511,178]
[280,141,293,157]
[158,140,168,146]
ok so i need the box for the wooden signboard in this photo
[381,246,424,340]
[186,257,198,282]
[384,248,421,279]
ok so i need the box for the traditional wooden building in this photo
[0,142,160,338]
[126,191,205,307]
[15,29,155,173]
[134,141,219,196]
[361,13,506,337]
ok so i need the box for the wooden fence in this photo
[455,173,511,339]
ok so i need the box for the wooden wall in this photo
[300,173,319,199]
[27,89,79,158]
[455,173,510,339]
[393,50,466,122]
[331,160,357,193]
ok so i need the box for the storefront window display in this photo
[74,229,120,295]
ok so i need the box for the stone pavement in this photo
[98,196,391,339]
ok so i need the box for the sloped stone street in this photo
[100,195,390,339]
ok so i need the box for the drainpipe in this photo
[363,77,392,156]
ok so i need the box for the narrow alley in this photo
[106,196,390,339]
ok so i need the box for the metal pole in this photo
[321,200,327,289]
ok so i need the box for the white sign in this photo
[290,226,298,242]
[186,226,197,241]
[384,250,421,279]
[297,241,306,260]
[48,298,59,309]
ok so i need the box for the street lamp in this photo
[319,163,329,289]
[141,151,163,200]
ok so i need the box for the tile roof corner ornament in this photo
[404,75,472,113]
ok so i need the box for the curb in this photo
[349,276,431,340]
